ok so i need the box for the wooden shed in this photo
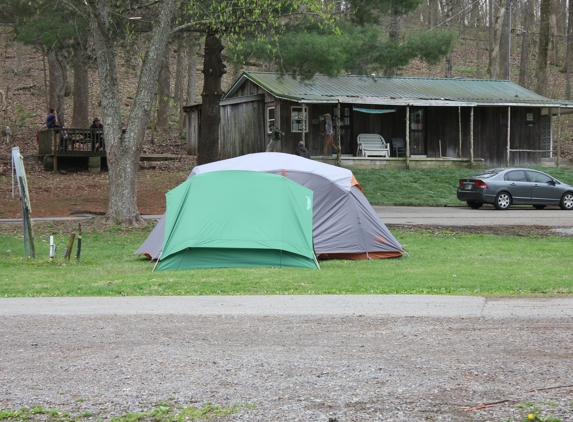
[184,72,573,168]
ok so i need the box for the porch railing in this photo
[38,128,105,155]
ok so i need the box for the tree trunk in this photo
[88,0,178,226]
[187,36,199,105]
[549,11,558,65]
[444,0,453,78]
[536,0,552,96]
[13,41,23,75]
[47,49,67,126]
[183,37,199,136]
[519,0,533,87]
[72,47,89,127]
[156,53,170,131]
[198,32,226,165]
[566,0,573,99]
[174,36,184,107]
[428,0,440,28]
[498,0,511,80]
[386,13,400,77]
[487,0,506,80]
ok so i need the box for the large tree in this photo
[175,0,336,165]
[86,0,179,225]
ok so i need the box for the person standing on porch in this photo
[322,113,339,156]
[266,122,284,152]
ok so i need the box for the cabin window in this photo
[291,106,308,133]
[267,107,275,128]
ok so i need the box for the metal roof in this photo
[223,71,572,108]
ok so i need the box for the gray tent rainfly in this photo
[135,152,404,261]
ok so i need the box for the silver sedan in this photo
[457,168,573,210]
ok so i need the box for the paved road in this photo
[2,206,572,227]
[2,295,573,319]
[373,205,573,227]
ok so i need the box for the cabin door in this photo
[409,108,426,155]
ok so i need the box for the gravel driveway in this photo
[1,296,573,421]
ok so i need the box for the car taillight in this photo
[474,181,488,189]
[458,180,464,186]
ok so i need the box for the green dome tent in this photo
[155,170,318,271]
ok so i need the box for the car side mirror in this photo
[548,180,556,186]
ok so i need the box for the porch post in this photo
[405,105,410,170]
[470,107,474,169]
[335,103,341,166]
[557,107,561,168]
[458,106,462,158]
[506,106,511,167]
[302,104,305,147]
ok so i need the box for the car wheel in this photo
[533,205,546,210]
[466,201,483,209]
[494,192,511,210]
[560,192,573,210]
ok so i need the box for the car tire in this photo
[559,192,573,210]
[533,205,546,210]
[494,192,511,210]
[466,201,483,209]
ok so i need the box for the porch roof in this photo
[223,72,573,109]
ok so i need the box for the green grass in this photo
[0,401,254,421]
[354,167,573,206]
[1,226,571,297]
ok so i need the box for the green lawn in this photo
[354,167,573,206]
[2,167,572,298]
[1,226,571,297]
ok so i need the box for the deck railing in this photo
[37,128,105,155]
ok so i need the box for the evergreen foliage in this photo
[228,0,456,78]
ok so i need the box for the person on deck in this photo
[90,117,104,151]
[46,108,62,129]
[46,108,67,151]
[322,113,339,156]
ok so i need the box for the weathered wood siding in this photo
[185,107,200,156]
[220,98,265,159]
[186,76,547,166]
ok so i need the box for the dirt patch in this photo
[0,138,193,220]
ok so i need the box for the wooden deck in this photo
[38,129,185,172]
[38,128,106,172]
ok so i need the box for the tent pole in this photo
[313,253,321,270]
[152,252,162,272]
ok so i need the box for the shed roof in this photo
[223,72,573,109]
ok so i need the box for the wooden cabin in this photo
[184,72,573,168]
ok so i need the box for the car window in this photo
[471,169,504,179]
[505,170,527,182]
[527,171,552,183]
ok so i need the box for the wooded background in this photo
[1,0,573,155]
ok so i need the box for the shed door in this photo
[409,108,426,155]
